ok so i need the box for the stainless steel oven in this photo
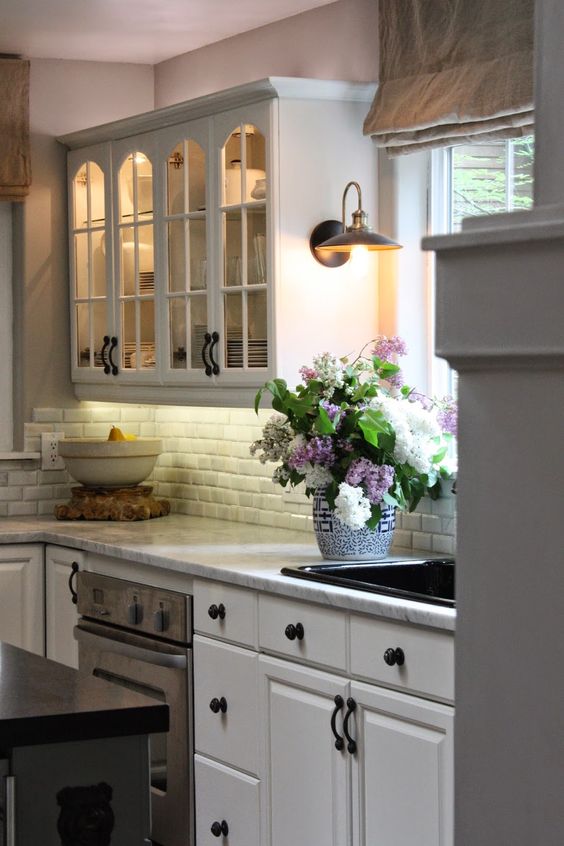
[74,572,193,846]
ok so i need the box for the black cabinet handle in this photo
[383,647,405,667]
[68,561,79,605]
[330,695,345,750]
[101,336,111,374]
[211,820,229,837]
[202,333,213,377]
[108,336,119,375]
[209,331,220,375]
[343,697,357,754]
[208,603,226,621]
[285,622,305,641]
[209,696,228,714]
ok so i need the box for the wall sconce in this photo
[310,180,402,267]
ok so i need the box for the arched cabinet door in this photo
[212,103,273,387]
[111,132,161,384]
[68,144,114,383]
[157,119,214,385]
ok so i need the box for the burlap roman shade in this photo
[364,0,534,155]
[0,58,31,200]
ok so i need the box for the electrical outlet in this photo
[41,432,65,470]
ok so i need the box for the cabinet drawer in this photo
[195,755,260,846]
[259,594,347,671]
[194,579,257,647]
[194,636,259,774]
[350,615,454,702]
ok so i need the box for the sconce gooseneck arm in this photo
[341,181,363,231]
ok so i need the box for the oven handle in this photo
[74,625,188,670]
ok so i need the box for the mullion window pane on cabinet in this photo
[247,289,268,369]
[165,138,208,374]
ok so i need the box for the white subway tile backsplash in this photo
[33,408,64,423]
[13,406,456,550]
[64,408,93,422]
[411,532,433,551]
[8,501,38,516]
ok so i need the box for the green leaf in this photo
[358,409,392,448]
[314,405,336,434]
[254,386,264,414]
[432,446,448,464]
[382,492,400,508]
[366,503,383,529]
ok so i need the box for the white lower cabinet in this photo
[195,582,454,846]
[351,681,454,846]
[45,544,84,668]
[258,658,454,846]
[193,635,259,775]
[195,754,260,846]
[258,656,350,846]
[0,544,44,654]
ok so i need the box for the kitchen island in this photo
[0,640,168,845]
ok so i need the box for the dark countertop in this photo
[0,642,169,752]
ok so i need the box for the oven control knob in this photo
[153,608,169,633]
[128,601,143,625]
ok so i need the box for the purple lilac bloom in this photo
[408,391,434,411]
[320,400,341,422]
[345,458,395,505]
[437,397,458,436]
[386,370,404,389]
[288,436,335,470]
[372,335,408,362]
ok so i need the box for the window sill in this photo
[0,452,40,462]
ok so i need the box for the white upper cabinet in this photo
[61,78,379,406]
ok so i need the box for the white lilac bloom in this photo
[334,482,372,530]
[249,414,293,464]
[303,463,333,490]
[310,352,345,399]
[370,395,441,475]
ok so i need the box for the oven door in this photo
[74,621,193,846]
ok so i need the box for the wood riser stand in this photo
[54,485,171,521]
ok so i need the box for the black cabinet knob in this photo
[211,820,229,837]
[209,696,228,714]
[208,603,226,620]
[284,622,305,641]
[383,647,405,666]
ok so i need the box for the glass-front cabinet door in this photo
[68,144,113,381]
[112,134,160,381]
[159,121,211,383]
[214,105,271,383]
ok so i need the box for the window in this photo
[429,136,535,395]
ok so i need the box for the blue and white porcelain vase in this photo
[312,489,396,561]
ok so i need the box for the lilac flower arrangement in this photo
[250,337,456,531]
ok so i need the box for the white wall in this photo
[15,59,154,436]
[154,0,378,107]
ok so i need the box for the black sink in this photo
[281,558,455,607]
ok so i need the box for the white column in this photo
[423,2,564,844]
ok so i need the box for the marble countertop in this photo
[0,514,455,632]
